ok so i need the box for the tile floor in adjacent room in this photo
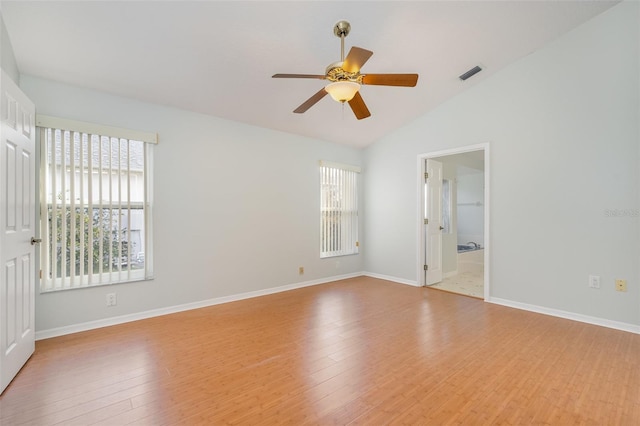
[429,270,484,299]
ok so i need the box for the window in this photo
[320,161,360,258]
[37,116,155,291]
[442,178,452,234]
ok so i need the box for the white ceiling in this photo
[1,1,619,148]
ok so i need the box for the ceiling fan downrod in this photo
[333,20,351,62]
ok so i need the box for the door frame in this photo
[417,143,490,300]
[424,158,444,285]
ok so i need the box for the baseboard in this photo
[38,275,637,340]
[488,297,640,335]
[363,272,419,287]
[444,270,458,278]
[35,272,364,340]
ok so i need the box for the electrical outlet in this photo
[615,279,627,292]
[106,293,117,307]
[588,275,600,289]
[298,266,304,275]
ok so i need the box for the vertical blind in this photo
[320,161,360,258]
[37,116,155,291]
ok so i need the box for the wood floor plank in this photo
[1,276,638,425]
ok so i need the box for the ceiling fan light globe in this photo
[326,81,360,102]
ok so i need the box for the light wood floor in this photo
[1,276,638,425]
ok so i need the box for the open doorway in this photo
[418,144,489,300]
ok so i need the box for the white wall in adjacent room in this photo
[456,172,484,247]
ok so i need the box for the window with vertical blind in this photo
[37,115,156,292]
[442,178,452,234]
[320,161,360,258]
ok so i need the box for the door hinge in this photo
[424,172,429,179]
[39,270,42,279]
[424,264,428,271]
[424,218,428,225]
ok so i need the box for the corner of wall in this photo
[0,13,20,84]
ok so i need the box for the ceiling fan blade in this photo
[272,74,326,80]
[342,47,373,73]
[348,92,371,120]
[293,88,328,113]
[362,74,419,87]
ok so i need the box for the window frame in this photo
[37,115,156,292]
[319,161,360,258]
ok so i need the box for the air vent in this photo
[459,65,482,81]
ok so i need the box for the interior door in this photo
[425,159,443,285]
[0,69,37,395]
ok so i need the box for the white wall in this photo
[364,2,639,326]
[456,172,484,246]
[0,13,19,83]
[20,76,364,332]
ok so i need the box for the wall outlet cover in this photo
[106,293,117,306]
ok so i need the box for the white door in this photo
[425,159,443,285]
[0,69,37,395]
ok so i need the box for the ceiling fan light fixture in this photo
[325,81,360,102]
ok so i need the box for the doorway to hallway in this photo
[418,144,489,300]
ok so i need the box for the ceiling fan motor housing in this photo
[325,62,363,83]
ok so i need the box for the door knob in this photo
[439,226,444,230]
[30,237,42,245]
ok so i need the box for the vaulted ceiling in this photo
[1,1,619,148]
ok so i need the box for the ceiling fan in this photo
[272,20,419,120]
